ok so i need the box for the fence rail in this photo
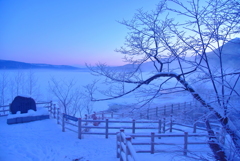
[60,112,207,140]
[62,114,165,139]
[94,101,203,121]
[1,101,226,160]
[117,129,215,160]
[117,129,140,161]
[1,101,202,122]
[0,101,53,117]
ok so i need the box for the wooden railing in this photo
[0,104,9,116]
[117,129,140,161]
[95,111,124,120]
[60,112,207,140]
[137,102,195,119]
[61,113,165,139]
[117,129,216,158]
[94,101,203,121]
[1,101,202,122]
[0,101,53,117]
[1,101,223,160]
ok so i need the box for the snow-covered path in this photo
[0,117,117,161]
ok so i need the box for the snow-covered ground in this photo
[0,116,118,161]
[0,115,214,161]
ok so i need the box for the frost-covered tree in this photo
[48,77,95,117]
[0,71,8,105]
[48,78,77,114]
[88,0,240,159]
[10,70,25,100]
[25,70,40,99]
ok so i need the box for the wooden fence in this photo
[117,129,140,161]
[0,104,9,116]
[94,101,203,121]
[137,102,195,119]
[1,101,207,138]
[60,112,207,140]
[1,101,202,122]
[117,129,217,160]
[1,101,224,159]
[61,114,163,139]
[0,101,53,117]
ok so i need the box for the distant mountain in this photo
[0,60,81,70]
[209,37,240,66]
[116,37,240,72]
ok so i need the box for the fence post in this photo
[120,129,124,161]
[49,101,52,115]
[158,120,161,139]
[116,132,120,158]
[126,136,132,161]
[111,112,113,118]
[132,119,136,135]
[78,118,82,139]
[62,113,65,132]
[170,115,173,132]
[193,120,197,133]
[184,132,188,155]
[163,118,166,133]
[151,132,155,154]
[171,104,173,114]
[53,104,56,118]
[105,119,109,139]
[49,103,52,116]
[57,108,60,124]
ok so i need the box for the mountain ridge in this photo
[1,38,239,70]
[0,59,81,70]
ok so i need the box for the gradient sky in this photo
[0,0,161,66]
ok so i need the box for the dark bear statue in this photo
[10,96,36,114]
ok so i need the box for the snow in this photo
[7,107,48,119]
[0,116,117,161]
[0,114,215,161]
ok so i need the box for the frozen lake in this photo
[0,69,194,115]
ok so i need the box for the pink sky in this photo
[0,0,160,66]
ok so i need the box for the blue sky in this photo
[0,0,160,66]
